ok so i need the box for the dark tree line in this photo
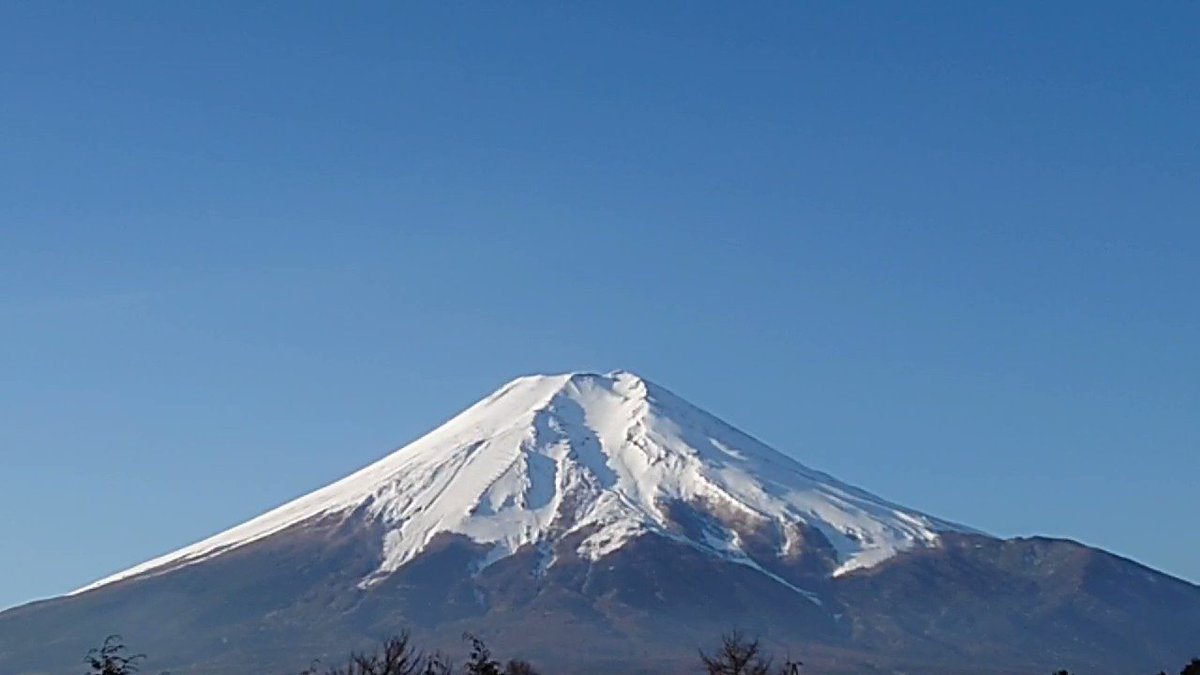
[1155,658,1200,675]
[84,632,541,675]
[82,632,1198,675]
[296,631,539,675]
[1051,659,1200,675]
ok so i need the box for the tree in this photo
[304,631,428,675]
[85,636,145,675]
[503,660,540,675]
[700,630,773,675]
[297,631,540,675]
[777,657,803,675]
[421,652,451,675]
[462,633,502,675]
[1181,658,1200,675]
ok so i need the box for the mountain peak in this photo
[493,370,650,406]
[25,373,1199,675]
[75,370,969,595]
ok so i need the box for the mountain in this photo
[2,371,1197,674]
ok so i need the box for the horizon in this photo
[3,2,1198,613]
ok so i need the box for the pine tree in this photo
[462,634,502,675]
[699,631,773,675]
[85,636,145,675]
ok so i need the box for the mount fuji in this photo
[2,372,1197,674]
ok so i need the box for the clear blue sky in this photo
[2,2,1197,610]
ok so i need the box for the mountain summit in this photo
[3,372,1197,675]
[78,371,968,596]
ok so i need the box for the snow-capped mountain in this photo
[77,371,969,595]
[4,371,1198,675]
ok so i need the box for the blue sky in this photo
[2,2,1197,609]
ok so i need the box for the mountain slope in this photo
[77,371,970,594]
[2,371,1196,675]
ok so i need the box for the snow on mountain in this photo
[75,371,973,595]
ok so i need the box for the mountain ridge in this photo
[4,370,1197,675]
[75,370,972,595]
